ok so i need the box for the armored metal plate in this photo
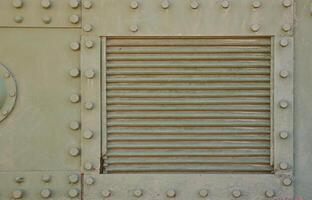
[0,0,81,27]
[0,28,81,171]
[82,0,293,36]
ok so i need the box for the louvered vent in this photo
[104,37,272,173]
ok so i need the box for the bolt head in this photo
[69,147,80,157]
[102,189,111,198]
[14,15,24,23]
[12,0,23,8]
[130,1,139,9]
[250,24,260,32]
[232,189,241,198]
[69,121,80,130]
[41,175,51,183]
[282,24,291,32]
[83,0,92,8]
[133,189,143,197]
[85,69,95,79]
[12,190,23,199]
[70,41,80,51]
[68,188,80,198]
[69,0,80,8]
[283,178,292,186]
[41,189,52,198]
[161,0,170,9]
[83,24,93,32]
[221,0,230,9]
[2,110,9,116]
[83,129,94,139]
[85,101,94,110]
[15,177,24,183]
[279,131,289,139]
[9,91,16,97]
[280,38,289,47]
[199,189,208,197]
[86,177,95,185]
[252,0,261,8]
[280,70,289,78]
[279,100,289,109]
[70,94,80,103]
[69,14,80,24]
[42,15,52,24]
[282,0,292,7]
[130,24,139,32]
[190,1,199,9]
[69,68,80,77]
[41,0,52,8]
[265,189,275,198]
[166,189,176,198]
[279,162,289,170]
[85,40,94,48]
[69,174,80,184]
[84,161,93,170]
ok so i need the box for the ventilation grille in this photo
[104,37,272,173]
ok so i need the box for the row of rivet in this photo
[11,0,81,24]
[9,174,80,199]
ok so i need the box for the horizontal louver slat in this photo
[104,37,272,173]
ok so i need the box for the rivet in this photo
[199,189,208,197]
[279,131,289,139]
[69,147,80,157]
[282,178,292,186]
[190,1,199,9]
[252,0,261,8]
[70,41,80,51]
[130,1,139,9]
[102,190,111,198]
[84,161,93,170]
[250,24,260,32]
[15,177,24,183]
[69,0,80,8]
[280,70,289,78]
[221,0,230,9]
[69,121,80,130]
[4,72,11,78]
[40,189,52,198]
[83,129,94,139]
[9,91,16,97]
[85,176,95,185]
[282,24,291,32]
[83,24,93,32]
[69,68,80,77]
[84,69,95,79]
[12,189,23,199]
[232,189,241,198]
[279,100,289,109]
[14,15,24,23]
[85,101,94,110]
[2,110,8,116]
[69,14,80,24]
[130,24,138,32]
[12,0,23,8]
[70,94,80,103]
[133,189,143,197]
[166,189,176,198]
[280,38,289,47]
[161,0,170,9]
[85,40,94,48]
[282,0,292,7]
[41,0,52,9]
[41,175,51,183]
[83,0,93,9]
[68,188,80,198]
[42,15,52,24]
[68,174,80,184]
[265,189,275,198]
[279,162,289,170]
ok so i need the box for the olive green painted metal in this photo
[0,0,312,199]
